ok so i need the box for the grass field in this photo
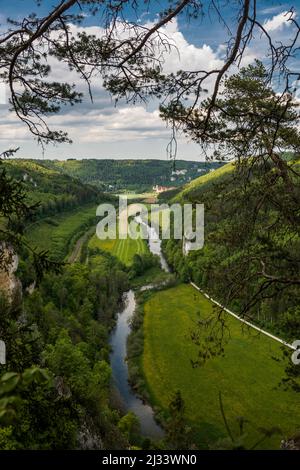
[142,284,300,449]
[114,192,157,200]
[26,204,97,261]
[88,223,148,266]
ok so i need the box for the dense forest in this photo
[0,160,151,450]
[163,156,300,361]
[0,260,131,449]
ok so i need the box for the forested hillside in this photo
[0,159,140,450]
[0,259,131,449]
[38,159,224,192]
[163,157,300,341]
[2,160,107,219]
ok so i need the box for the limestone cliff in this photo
[0,242,22,308]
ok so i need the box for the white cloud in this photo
[80,107,168,143]
[264,10,296,32]
[162,20,223,78]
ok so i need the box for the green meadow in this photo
[26,204,97,261]
[141,284,300,449]
[88,221,148,266]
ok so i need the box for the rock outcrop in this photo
[0,242,22,308]
[281,433,300,450]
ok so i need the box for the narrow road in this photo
[190,282,296,351]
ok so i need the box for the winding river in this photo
[109,217,169,439]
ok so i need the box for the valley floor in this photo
[88,226,148,266]
[141,284,300,449]
[24,205,300,449]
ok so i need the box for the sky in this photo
[0,0,299,161]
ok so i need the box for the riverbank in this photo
[109,289,165,440]
[126,286,176,432]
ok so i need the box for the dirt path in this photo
[68,226,95,264]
